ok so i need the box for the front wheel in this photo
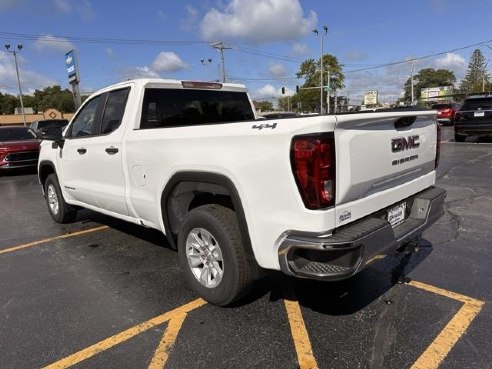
[44,173,78,223]
[177,205,255,306]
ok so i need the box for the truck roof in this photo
[93,78,248,96]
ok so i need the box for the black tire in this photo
[44,173,78,223]
[454,132,466,142]
[177,204,255,306]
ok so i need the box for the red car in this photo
[431,102,460,125]
[0,126,41,170]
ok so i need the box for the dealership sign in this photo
[65,49,80,83]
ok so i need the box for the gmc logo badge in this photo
[391,135,420,152]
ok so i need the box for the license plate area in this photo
[387,203,406,227]
[474,111,485,117]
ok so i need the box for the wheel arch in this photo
[38,160,57,190]
[160,172,254,259]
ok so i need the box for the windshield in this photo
[0,127,36,141]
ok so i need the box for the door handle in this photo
[77,148,87,154]
[105,147,119,155]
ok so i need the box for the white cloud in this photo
[53,0,71,13]
[151,52,187,73]
[252,84,278,99]
[200,0,317,44]
[33,34,75,53]
[78,0,95,19]
[434,52,467,78]
[52,0,94,19]
[134,66,160,78]
[292,42,309,56]
[268,63,287,78]
[181,4,198,31]
[106,48,116,58]
[0,51,58,95]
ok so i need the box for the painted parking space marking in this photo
[284,286,319,369]
[408,280,485,369]
[43,298,207,369]
[148,312,187,369]
[0,225,109,255]
[35,279,484,369]
[4,226,483,368]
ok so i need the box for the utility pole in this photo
[313,26,328,114]
[483,60,489,92]
[5,44,26,126]
[211,42,231,83]
[410,59,415,106]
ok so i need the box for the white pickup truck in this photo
[38,79,446,306]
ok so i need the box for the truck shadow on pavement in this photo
[72,208,433,315]
[244,240,433,315]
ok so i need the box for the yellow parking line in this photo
[284,285,318,369]
[43,298,206,369]
[148,312,187,369]
[0,226,109,255]
[409,280,484,369]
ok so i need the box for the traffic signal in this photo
[296,85,299,93]
[281,87,285,94]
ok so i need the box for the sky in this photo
[0,0,491,106]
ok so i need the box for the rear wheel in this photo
[454,132,466,142]
[45,173,78,223]
[177,204,255,306]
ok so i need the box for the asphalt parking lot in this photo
[0,126,491,369]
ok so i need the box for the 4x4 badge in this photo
[252,123,277,130]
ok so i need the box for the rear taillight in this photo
[291,133,336,209]
[435,123,441,169]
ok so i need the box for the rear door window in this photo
[139,88,255,129]
[101,88,130,134]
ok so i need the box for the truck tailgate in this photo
[335,110,438,206]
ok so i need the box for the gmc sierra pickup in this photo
[38,79,446,306]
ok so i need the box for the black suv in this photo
[454,96,492,142]
[30,119,69,137]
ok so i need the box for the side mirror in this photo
[40,126,65,149]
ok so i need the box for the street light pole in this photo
[313,26,328,114]
[200,58,213,81]
[5,44,26,126]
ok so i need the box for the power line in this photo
[0,31,208,46]
[343,38,492,74]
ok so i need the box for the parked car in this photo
[30,119,69,138]
[431,102,460,125]
[0,126,41,170]
[454,96,492,142]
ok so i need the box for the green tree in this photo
[0,93,18,114]
[254,100,273,112]
[295,54,344,113]
[460,49,489,94]
[33,85,75,113]
[403,68,456,103]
